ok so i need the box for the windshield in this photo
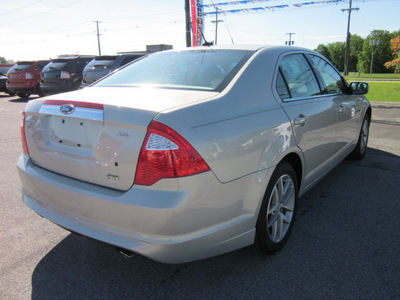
[96,50,254,92]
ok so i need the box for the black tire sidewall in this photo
[349,114,370,160]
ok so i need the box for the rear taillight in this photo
[25,72,33,79]
[135,121,210,186]
[21,112,29,155]
[60,71,70,79]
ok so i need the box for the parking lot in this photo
[1,93,399,299]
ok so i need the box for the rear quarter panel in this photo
[155,48,300,184]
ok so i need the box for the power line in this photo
[0,0,83,26]
[0,0,43,16]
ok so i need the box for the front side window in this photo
[278,54,321,99]
[309,55,345,94]
[96,50,254,92]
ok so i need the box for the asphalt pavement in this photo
[0,94,399,299]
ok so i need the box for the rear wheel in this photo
[348,114,370,160]
[38,89,45,97]
[256,162,298,254]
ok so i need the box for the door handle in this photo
[294,114,307,127]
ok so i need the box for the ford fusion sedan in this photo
[18,46,371,263]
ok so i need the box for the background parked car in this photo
[6,60,50,98]
[40,55,94,95]
[81,53,145,88]
[0,72,13,95]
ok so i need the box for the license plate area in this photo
[49,116,102,151]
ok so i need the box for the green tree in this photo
[327,41,346,72]
[317,35,363,73]
[349,34,364,72]
[359,30,400,73]
[315,44,331,61]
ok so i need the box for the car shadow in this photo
[8,96,40,103]
[30,147,400,299]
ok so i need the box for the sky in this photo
[1,0,399,62]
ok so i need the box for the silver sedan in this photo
[18,45,371,263]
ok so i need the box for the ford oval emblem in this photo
[60,104,75,114]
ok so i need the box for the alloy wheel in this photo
[266,174,295,243]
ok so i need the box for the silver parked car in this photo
[18,46,371,263]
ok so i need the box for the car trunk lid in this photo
[23,86,217,190]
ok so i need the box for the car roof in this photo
[170,45,316,53]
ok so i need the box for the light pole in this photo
[185,0,191,47]
[369,33,380,74]
[94,20,102,55]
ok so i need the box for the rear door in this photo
[276,52,337,187]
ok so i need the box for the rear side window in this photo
[309,55,346,94]
[277,54,321,99]
[276,71,290,100]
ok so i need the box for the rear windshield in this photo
[43,61,67,71]
[96,50,254,92]
[8,62,32,72]
[86,57,116,69]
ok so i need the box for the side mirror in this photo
[350,82,369,95]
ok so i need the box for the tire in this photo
[348,114,370,160]
[256,162,298,254]
[17,93,30,99]
[38,89,45,97]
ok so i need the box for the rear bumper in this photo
[6,82,40,94]
[17,155,270,263]
[40,80,79,95]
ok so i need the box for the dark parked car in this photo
[0,72,11,94]
[81,54,145,88]
[40,55,94,95]
[6,60,50,98]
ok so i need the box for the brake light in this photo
[135,121,210,186]
[60,71,70,79]
[25,72,33,79]
[21,112,29,155]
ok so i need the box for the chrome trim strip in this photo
[39,104,103,121]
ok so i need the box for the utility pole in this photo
[185,0,191,47]
[285,33,295,46]
[94,20,102,55]
[211,7,223,45]
[342,0,359,75]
